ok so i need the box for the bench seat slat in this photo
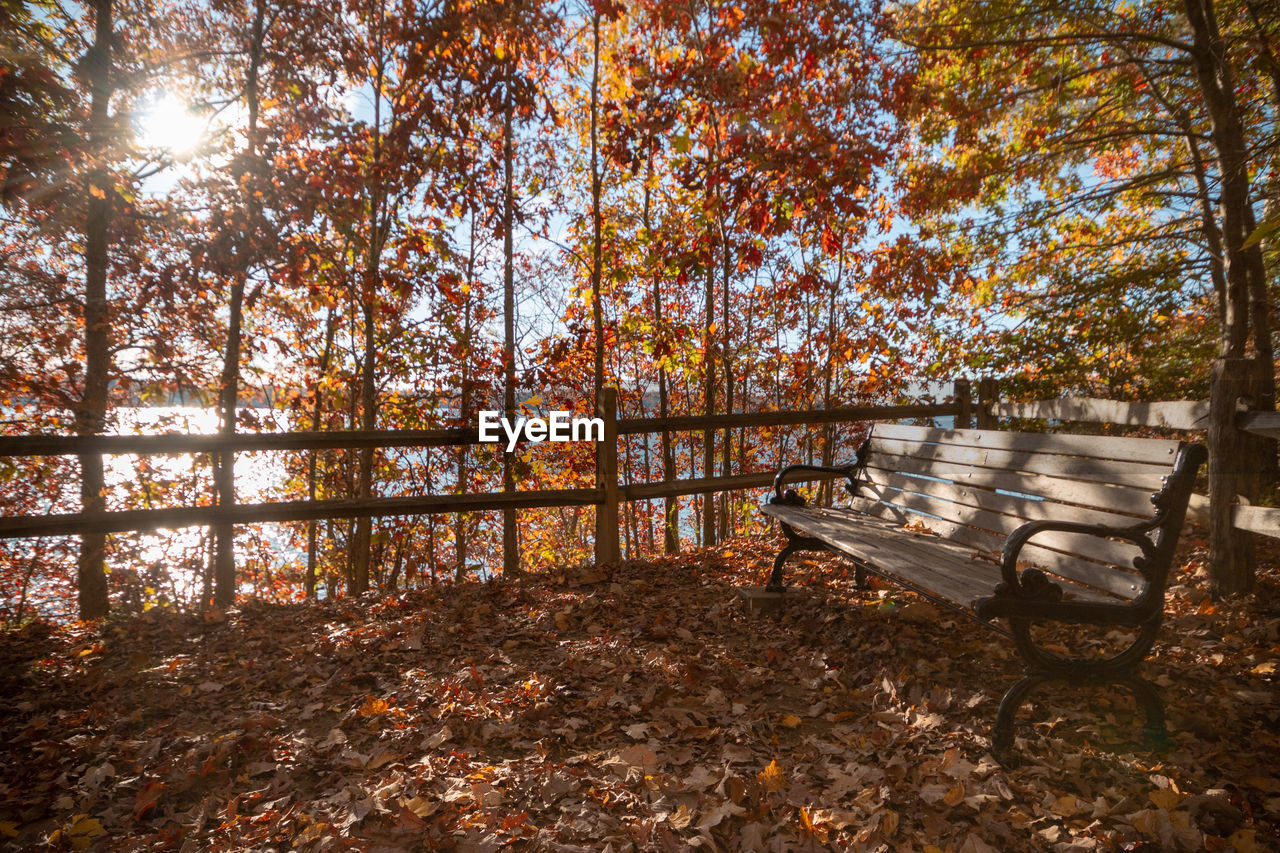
[849,486,1143,571]
[866,441,1169,490]
[873,425,1182,467]
[821,507,1138,602]
[863,467,1144,531]
[763,503,1003,605]
[844,501,1143,600]
[762,504,1120,608]
[860,452,1157,517]
[857,470,1148,597]
[846,490,1145,598]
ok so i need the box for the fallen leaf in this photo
[758,759,787,792]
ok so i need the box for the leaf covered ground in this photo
[1,534,1278,852]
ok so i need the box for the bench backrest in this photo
[849,425,1186,601]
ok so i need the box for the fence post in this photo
[976,377,998,430]
[596,387,621,565]
[953,378,972,430]
[1209,357,1261,596]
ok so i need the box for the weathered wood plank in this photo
[623,472,778,501]
[762,504,1121,607]
[846,489,1144,586]
[863,468,1143,530]
[990,398,1208,430]
[802,502,1143,600]
[862,453,1157,517]
[867,440,1171,490]
[0,428,486,457]
[1238,410,1280,440]
[1233,505,1280,538]
[615,402,955,436]
[873,424,1182,466]
[0,489,601,540]
[905,516,1143,600]
[763,504,1001,605]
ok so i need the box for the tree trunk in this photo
[351,1,388,594]
[643,156,678,553]
[456,217,477,581]
[305,305,336,598]
[589,12,611,564]
[501,91,519,575]
[77,0,113,620]
[1185,0,1272,590]
[702,261,716,548]
[1208,359,1261,595]
[820,252,841,505]
[719,239,732,541]
[214,0,266,608]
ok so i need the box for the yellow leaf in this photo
[778,714,803,729]
[1251,662,1275,676]
[943,784,966,807]
[404,795,438,818]
[0,822,18,838]
[68,815,105,851]
[1148,788,1183,810]
[1049,794,1088,817]
[880,808,899,836]
[1227,828,1257,853]
[757,759,786,791]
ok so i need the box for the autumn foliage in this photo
[1,0,1278,845]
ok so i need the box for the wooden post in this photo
[595,386,621,565]
[953,378,972,430]
[977,377,998,430]
[1209,358,1261,596]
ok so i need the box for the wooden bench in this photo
[761,424,1207,755]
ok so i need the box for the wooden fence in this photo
[0,389,970,567]
[3,379,1273,580]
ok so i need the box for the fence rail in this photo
[994,391,1280,543]
[9,381,1274,568]
[993,397,1210,431]
[0,390,968,564]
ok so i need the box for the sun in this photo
[137,93,206,155]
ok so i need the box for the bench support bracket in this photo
[992,617,1168,756]
[766,524,830,592]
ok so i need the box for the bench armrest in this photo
[769,464,863,506]
[973,517,1162,624]
[1000,518,1157,586]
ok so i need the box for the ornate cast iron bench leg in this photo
[992,618,1168,761]
[767,523,831,593]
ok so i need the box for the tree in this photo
[894,0,1277,593]
[76,0,115,619]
